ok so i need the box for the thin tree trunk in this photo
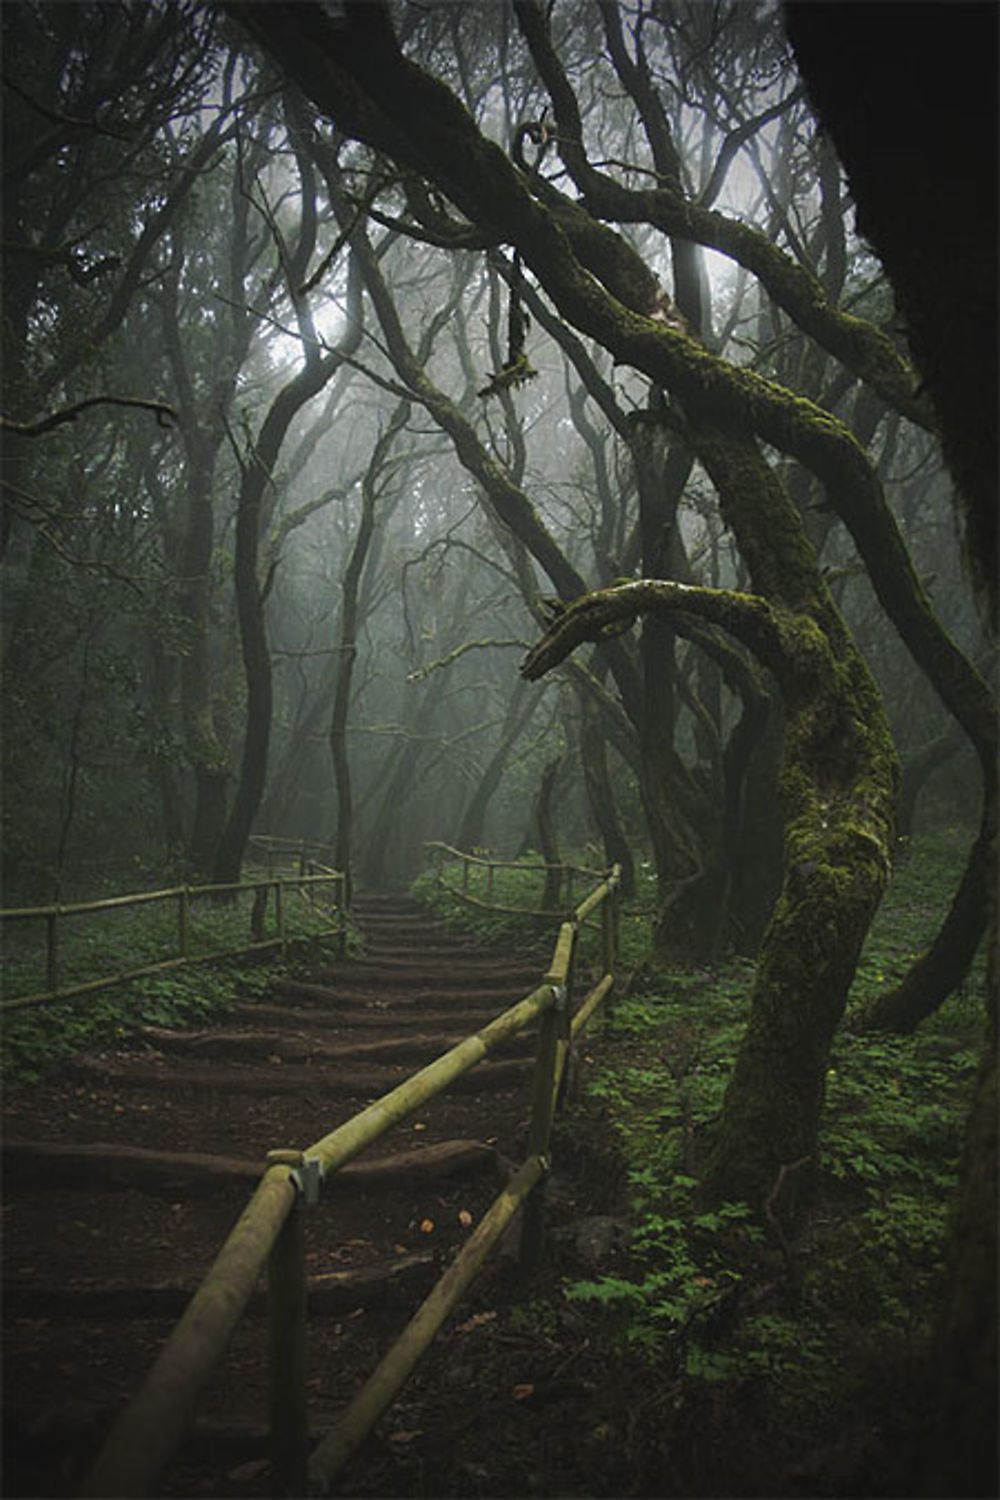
[330,403,411,905]
[455,679,540,852]
[855,792,993,1034]
[536,755,564,911]
[578,692,635,897]
[898,722,965,838]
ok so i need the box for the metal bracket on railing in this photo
[550,982,571,1040]
[266,1149,320,1206]
[293,1156,321,1205]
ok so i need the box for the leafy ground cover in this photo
[409,826,987,1494]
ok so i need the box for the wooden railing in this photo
[425,840,606,917]
[249,835,339,877]
[0,871,346,1013]
[80,863,621,1498]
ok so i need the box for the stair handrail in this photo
[81,864,621,1499]
[424,840,606,916]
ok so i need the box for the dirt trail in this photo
[2,895,565,1497]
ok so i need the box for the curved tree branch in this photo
[1,395,176,437]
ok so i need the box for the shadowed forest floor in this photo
[1,836,988,1497]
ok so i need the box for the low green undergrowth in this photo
[505,825,986,1485]
[1,909,362,1085]
[1,870,349,1005]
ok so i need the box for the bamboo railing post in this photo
[275,881,285,951]
[520,923,574,1270]
[46,909,59,995]
[609,870,621,984]
[462,857,470,892]
[520,1001,561,1272]
[251,883,268,943]
[602,890,615,976]
[178,888,189,960]
[307,1155,546,1495]
[266,1152,308,1499]
[566,867,574,906]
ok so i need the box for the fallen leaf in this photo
[389,1430,422,1445]
[456,1311,496,1334]
[412,1121,427,1131]
[419,1218,435,1234]
[458,1209,474,1228]
[393,1244,409,1255]
[227,1459,268,1483]
[512,1383,534,1402]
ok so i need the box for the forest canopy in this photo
[1,5,996,1487]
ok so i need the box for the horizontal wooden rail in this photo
[425,840,604,880]
[1,942,285,1014]
[425,842,611,924]
[1,872,340,922]
[431,885,570,921]
[1,872,345,1012]
[302,982,557,1176]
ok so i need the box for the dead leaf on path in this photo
[393,1244,408,1255]
[412,1121,427,1131]
[419,1218,435,1234]
[512,1383,534,1401]
[456,1311,496,1334]
[227,1459,268,1483]
[458,1209,474,1227]
[389,1429,422,1445]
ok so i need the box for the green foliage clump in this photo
[559,827,984,1428]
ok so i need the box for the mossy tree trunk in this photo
[524,572,896,1220]
[535,754,565,911]
[577,692,635,899]
[230,0,990,1220]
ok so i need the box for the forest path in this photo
[2,893,586,1498]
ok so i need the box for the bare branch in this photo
[407,638,529,683]
[1,396,176,438]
